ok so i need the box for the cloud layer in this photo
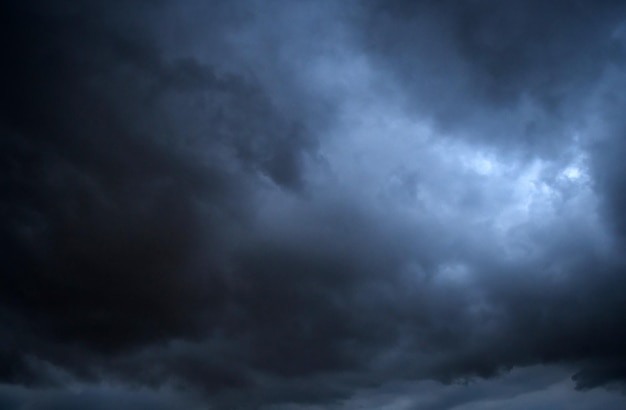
[2,0,626,408]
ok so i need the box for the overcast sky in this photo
[2,1,626,409]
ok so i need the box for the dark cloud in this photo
[1,0,313,390]
[2,0,626,409]
[0,383,205,410]
[360,0,626,154]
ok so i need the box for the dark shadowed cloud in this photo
[2,0,626,409]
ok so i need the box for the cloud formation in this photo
[2,0,626,408]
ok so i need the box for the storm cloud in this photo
[2,0,626,409]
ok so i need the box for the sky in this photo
[2,0,626,409]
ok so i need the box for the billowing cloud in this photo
[2,0,626,409]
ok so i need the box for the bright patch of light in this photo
[557,150,590,185]
[455,148,502,176]
[563,166,582,180]
[474,157,495,175]
[306,39,601,264]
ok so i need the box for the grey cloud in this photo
[2,0,626,409]
[359,0,626,155]
[0,383,206,410]
[1,0,314,386]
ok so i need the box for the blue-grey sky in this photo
[2,1,626,409]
